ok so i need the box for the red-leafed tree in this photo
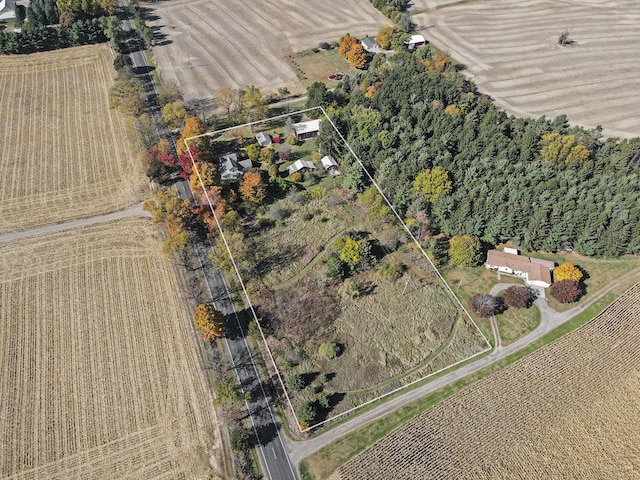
[550,280,580,303]
[502,285,533,308]
[178,145,203,179]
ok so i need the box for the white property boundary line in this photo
[185,106,492,433]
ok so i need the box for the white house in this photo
[255,131,272,147]
[361,37,379,54]
[486,249,554,288]
[292,119,321,141]
[320,155,339,175]
[405,34,426,51]
[287,159,317,176]
[218,153,252,181]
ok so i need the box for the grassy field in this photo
[289,49,359,90]
[0,218,228,479]
[0,45,146,235]
[145,0,390,102]
[335,282,640,479]
[413,0,640,138]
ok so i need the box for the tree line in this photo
[311,45,640,257]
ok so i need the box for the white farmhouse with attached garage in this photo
[486,249,554,288]
[218,153,252,181]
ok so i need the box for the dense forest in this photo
[316,47,640,257]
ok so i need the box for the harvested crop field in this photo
[146,0,391,102]
[413,0,640,138]
[0,218,226,479]
[0,45,145,235]
[336,283,640,479]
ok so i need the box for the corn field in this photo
[0,218,224,479]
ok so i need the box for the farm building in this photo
[321,155,339,175]
[218,152,252,181]
[255,131,272,147]
[292,119,321,141]
[361,37,380,53]
[486,249,554,288]
[405,34,426,50]
[288,159,317,176]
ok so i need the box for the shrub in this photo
[290,172,302,182]
[267,203,290,220]
[230,427,251,452]
[317,373,328,384]
[325,252,346,279]
[502,285,533,308]
[377,260,404,280]
[287,373,305,392]
[318,342,341,360]
[296,401,318,424]
[468,293,498,317]
[317,392,330,409]
[550,279,580,303]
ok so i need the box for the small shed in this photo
[320,155,339,175]
[288,160,317,176]
[406,34,426,50]
[292,119,321,141]
[255,132,272,147]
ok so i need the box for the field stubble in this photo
[413,0,640,138]
[337,283,640,479]
[146,0,391,102]
[0,218,224,479]
[0,45,145,235]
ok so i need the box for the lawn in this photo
[289,48,360,90]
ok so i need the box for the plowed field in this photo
[0,45,145,235]
[146,0,391,101]
[414,0,640,138]
[337,283,640,479]
[0,218,225,479]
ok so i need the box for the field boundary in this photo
[185,106,492,432]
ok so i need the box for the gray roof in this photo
[321,155,338,169]
[287,159,317,175]
[361,37,378,51]
[219,153,252,180]
[256,132,272,147]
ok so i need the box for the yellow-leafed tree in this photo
[553,262,583,283]
[239,171,266,205]
[194,303,225,341]
[347,44,368,69]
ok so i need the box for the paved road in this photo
[0,203,149,243]
[173,177,297,479]
[285,268,640,465]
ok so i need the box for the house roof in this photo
[292,119,321,135]
[287,159,316,175]
[407,34,426,45]
[486,250,552,285]
[255,132,272,147]
[218,153,252,180]
[361,37,377,51]
[321,155,338,169]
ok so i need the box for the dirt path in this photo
[286,267,640,466]
[0,203,150,244]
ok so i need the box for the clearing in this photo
[413,0,640,138]
[0,44,145,235]
[145,0,390,102]
[336,283,640,479]
[0,218,227,479]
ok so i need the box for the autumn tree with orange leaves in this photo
[194,303,225,341]
[239,171,267,205]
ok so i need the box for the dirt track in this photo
[413,0,640,138]
[146,0,391,102]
